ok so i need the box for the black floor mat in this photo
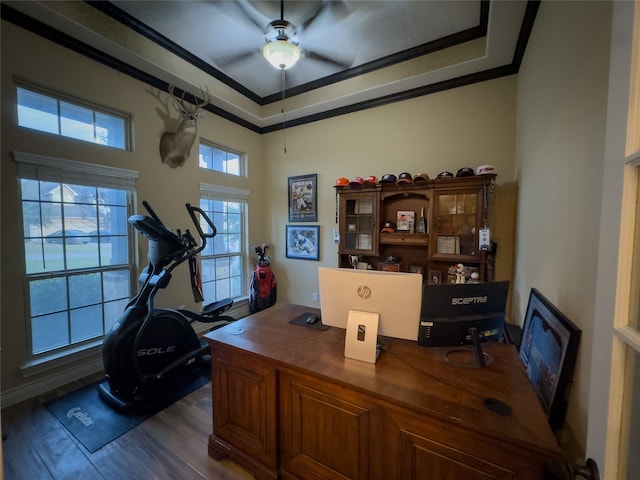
[43,365,210,453]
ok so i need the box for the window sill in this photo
[21,340,103,379]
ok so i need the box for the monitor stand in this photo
[344,310,380,363]
[443,327,494,368]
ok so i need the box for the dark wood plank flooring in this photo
[1,375,253,479]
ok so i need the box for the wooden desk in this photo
[205,304,560,480]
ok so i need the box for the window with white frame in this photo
[15,152,138,357]
[199,141,244,176]
[17,84,129,150]
[199,183,248,303]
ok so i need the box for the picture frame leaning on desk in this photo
[519,288,581,432]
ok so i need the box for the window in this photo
[17,85,129,150]
[15,152,138,358]
[199,184,249,303]
[199,141,244,176]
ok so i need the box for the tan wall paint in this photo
[262,77,517,308]
[515,0,612,461]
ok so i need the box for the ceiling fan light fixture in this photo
[263,39,301,70]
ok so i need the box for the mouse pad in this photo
[289,312,330,331]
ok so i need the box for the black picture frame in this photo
[286,225,319,260]
[288,174,317,222]
[519,288,581,431]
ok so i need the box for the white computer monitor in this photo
[318,267,423,341]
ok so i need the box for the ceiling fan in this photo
[262,1,301,69]
[216,0,354,72]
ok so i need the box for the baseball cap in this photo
[349,177,364,185]
[364,175,378,184]
[413,173,430,183]
[335,177,349,186]
[436,171,454,179]
[380,173,397,183]
[396,172,413,184]
[475,165,497,176]
[380,221,397,233]
[456,167,475,177]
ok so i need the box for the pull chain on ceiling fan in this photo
[280,67,289,154]
[262,0,301,70]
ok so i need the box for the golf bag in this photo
[249,243,277,314]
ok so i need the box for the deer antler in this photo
[167,84,209,112]
[195,85,210,109]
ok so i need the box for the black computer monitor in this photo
[418,281,510,347]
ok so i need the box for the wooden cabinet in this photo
[336,175,496,281]
[205,304,560,480]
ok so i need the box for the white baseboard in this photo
[1,357,104,408]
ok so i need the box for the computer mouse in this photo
[306,314,320,325]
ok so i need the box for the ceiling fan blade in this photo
[302,0,351,30]
[214,50,260,69]
[305,50,353,70]
[215,0,267,31]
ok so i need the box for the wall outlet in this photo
[312,292,318,302]
[178,305,185,310]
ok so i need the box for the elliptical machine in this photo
[98,201,234,413]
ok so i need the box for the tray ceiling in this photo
[2,1,537,132]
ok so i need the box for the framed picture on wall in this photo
[519,288,581,431]
[288,174,317,222]
[286,225,319,260]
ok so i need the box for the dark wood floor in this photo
[1,374,253,479]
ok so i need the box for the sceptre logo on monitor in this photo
[451,296,488,305]
[357,285,372,300]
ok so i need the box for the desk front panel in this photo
[205,304,560,480]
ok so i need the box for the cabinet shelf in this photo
[380,233,429,245]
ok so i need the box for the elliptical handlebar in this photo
[185,203,217,240]
[129,202,217,272]
[142,200,166,227]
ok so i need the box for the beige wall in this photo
[262,77,517,308]
[515,0,612,461]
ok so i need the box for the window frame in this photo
[16,81,131,151]
[198,140,246,177]
[14,151,139,364]
[199,183,250,304]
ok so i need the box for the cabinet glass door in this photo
[434,193,479,257]
[342,196,377,254]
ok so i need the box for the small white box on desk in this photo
[344,310,380,364]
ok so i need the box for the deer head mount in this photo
[159,85,210,168]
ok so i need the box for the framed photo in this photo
[288,174,317,222]
[286,225,319,260]
[519,288,581,431]
[428,270,441,285]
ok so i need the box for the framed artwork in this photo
[286,225,319,260]
[288,174,317,222]
[428,270,442,285]
[519,288,581,431]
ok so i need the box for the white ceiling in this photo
[2,1,536,132]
